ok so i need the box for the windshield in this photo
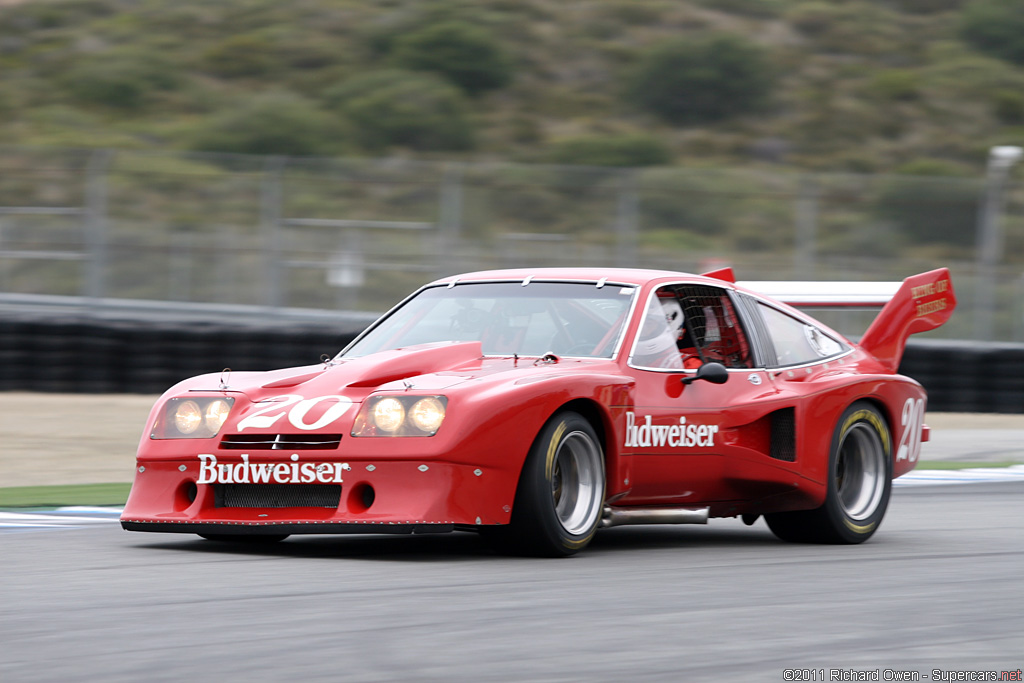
[341,281,636,359]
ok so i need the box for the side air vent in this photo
[770,408,796,462]
[219,434,342,450]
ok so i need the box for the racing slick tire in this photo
[197,533,290,543]
[485,411,606,557]
[765,401,892,544]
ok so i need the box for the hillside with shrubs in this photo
[1,0,1023,175]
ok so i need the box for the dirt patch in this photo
[1,392,157,487]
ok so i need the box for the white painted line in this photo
[55,506,124,515]
[0,512,119,524]
[895,464,1024,487]
[0,507,124,531]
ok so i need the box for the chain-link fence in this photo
[1,147,1022,341]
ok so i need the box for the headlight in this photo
[174,400,202,435]
[372,397,406,433]
[204,399,232,433]
[409,397,445,433]
[352,395,448,437]
[153,397,235,439]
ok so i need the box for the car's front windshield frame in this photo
[339,279,640,360]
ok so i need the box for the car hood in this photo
[170,341,617,402]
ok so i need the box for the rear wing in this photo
[736,269,956,373]
[737,280,901,309]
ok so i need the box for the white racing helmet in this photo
[662,297,684,340]
[635,297,685,357]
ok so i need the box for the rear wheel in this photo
[765,402,892,544]
[488,411,605,557]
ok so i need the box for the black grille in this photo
[770,408,797,462]
[219,434,342,450]
[214,484,342,508]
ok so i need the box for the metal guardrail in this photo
[0,292,377,330]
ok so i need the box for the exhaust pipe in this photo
[600,505,709,528]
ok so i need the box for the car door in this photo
[622,282,789,506]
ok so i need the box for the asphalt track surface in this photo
[2,483,1022,683]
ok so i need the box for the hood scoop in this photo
[343,341,483,388]
[261,370,327,389]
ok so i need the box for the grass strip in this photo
[0,483,131,508]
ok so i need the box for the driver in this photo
[633,296,699,369]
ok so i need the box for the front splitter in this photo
[121,520,456,535]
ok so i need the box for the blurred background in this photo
[1,0,1022,405]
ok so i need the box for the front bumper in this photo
[120,454,518,535]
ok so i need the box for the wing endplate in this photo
[857,268,956,373]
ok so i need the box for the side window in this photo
[757,303,846,367]
[630,284,753,370]
[676,285,753,369]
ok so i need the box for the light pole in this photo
[975,145,1022,341]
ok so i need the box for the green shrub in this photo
[874,163,981,247]
[893,159,970,176]
[0,0,116,31]
[868,69,920,101]
[548,134,672,167]
[201,34,279,78]
[993,89,1024,124]
[893,0,966,12]
[961,0,1024,65]
[390,21,514,96]
[635,169,756,237]
[275,36,346,71]
[693,0,785,18]
[599,1,666,26]
[921,45,1024,101]
[325,70,474,151]
[60,50,179,109]
[625,35,774,126]
[189,91,345,156]
[788,2,842,36]
[787,2,902,56]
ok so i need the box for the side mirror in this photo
[681,361,729,386]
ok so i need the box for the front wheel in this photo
[765,402,892,544]
[490,411,606,557]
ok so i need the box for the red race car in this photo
[121,267,956,556]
